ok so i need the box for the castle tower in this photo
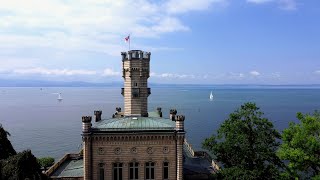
[82,116,92,180]
[121,50,151,117]
[176,115,185,180]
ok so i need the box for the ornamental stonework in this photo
[146,147,154,154]
[114,147,121,155]
[98,147,105,155]
[163,146,169,154]
[130,147,138,154]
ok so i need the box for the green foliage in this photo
[0,125,47,179]
[203,102,283,179]
[0,150,43,180]
[0,124,16,160]
[277,111,320,179]
[38,157,54,171]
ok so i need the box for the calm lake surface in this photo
[0,86,319,160]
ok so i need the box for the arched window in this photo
[145,162,155,180]
[113,163,123,180]
[129,162,139,180]
[163,162,169,180]
[99,163,105,180]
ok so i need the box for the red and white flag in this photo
[125,35,130,43]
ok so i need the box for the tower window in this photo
[129,162,139,180]
[132,88,139,98]
[163,162,169,180]
[113,163,123,180]
[99,163,105,180]
[145,162,155,180]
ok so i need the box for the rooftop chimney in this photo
[157,107,162,117]
[170,109,177,121]
[94,110,102,122]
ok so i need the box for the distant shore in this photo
[1,79,320,88]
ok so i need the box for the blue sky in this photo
[0,0,319,84]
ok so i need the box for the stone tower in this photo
[121,50,151,117]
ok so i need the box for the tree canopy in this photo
[0,124,16,160]
[38,157,55,171]
[277,111,320,179]
[0,150,43,180]
[202,102,283,179]
[0,124,48,179]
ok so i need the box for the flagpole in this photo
[125,34,131,51]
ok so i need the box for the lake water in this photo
[0,86,319,160]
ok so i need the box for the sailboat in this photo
[57,93,63,101]
[209,91,213,101]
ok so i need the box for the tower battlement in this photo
[176,115,185,121]
[121,50,151,61]
[82,116,92,123]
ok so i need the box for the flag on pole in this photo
[125,35,130,43]
[125,35,130,50]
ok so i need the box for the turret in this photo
[175,115,185,131]
[82,116,92,133]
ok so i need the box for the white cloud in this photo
[271,72,281,78]
[247,0,274,3]
[102,68,121,77]
[279,0,297,10]
[224,72,246,79]
[247,0,297,10]
[0,57,43,69]
[165,0,227,14]
[250,70,260,76]
[0,0,222,57]
[151,72,195,79]
[12,67,97,76]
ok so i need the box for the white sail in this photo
[209,91,213,101]
[57,93,63,101]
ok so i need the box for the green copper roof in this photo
[148,111,161,118]
[51,158,83,177]
[92,116,175,131]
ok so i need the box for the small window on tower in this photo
[132,81,138,87]
[132,88,139,98]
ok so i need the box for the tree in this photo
[38,157,54,171]
[0,150,43,180]
[202,102,283,179]
[277,111,320,179]
[0,124,16,160]
[0,125,47,179]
